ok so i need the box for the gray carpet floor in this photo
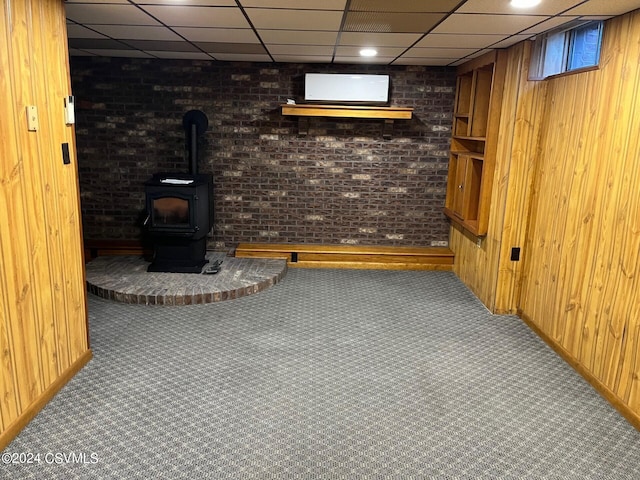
[3,269,640,479]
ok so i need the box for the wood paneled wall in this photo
[450,41,547,315]
[0,0,91,450]
[450,11,640,425]
[519,11,640,422]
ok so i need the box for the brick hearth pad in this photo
[85,253,287,305]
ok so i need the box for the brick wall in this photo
[71,57,455,250]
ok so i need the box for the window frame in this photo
[529,20,604,80]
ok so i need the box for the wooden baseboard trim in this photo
[0,349,93,451]
[84,239,148,262]
[235,243,454,271]
[518,311,640,431]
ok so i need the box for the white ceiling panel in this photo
[65,4,160,25]
[268,45,334,55]
[415,33,510,48]
[339,33,422,48]
[333,56,397,64]
[258,30,339,45]
[240,0,347,9]
[457,0,585,15]
[175,28,259,43]
[84,49,154,58]
[519,16,580,35]
[89,25,183,41]
[401,47,481,59]
[489,34,532,49]
[348,0,459,13]
[66,24,108,39]
[334,46,406,57]
[565,0,640,16]
[272,55,334,63]
[432,14,548,35]
[245,9,344,30]
[394,57,460,66]
[212,53,273,62]
[133,1,237,5]
[148,51,214,60]
[66,0,129,3]
[142,6,250,28]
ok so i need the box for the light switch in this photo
[26,106,38,131]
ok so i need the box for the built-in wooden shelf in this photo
[281,104,413,137]
[444,50,508,237]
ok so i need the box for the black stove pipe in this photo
[182,110,209,176]
[190,123,197,175]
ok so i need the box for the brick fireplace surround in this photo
[71,58,455,251]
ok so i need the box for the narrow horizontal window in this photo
[530,20,603,80]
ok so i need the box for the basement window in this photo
[530,20,603,80]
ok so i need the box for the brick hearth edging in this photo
[85,253,287,305]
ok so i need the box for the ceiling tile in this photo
[267,45,335,55]
[339,32,421,47]
[258,30,339,45]
[174,28,259,43]
[148,51,214,60]
[393,57,457,66]
[65,4,160,25]
[457,0,584,15]
[239,0,347,9]
[84,49,154,58]
[69,38,133,50]
[432,13,548,35]
[564,0,640,16]
[141,6,250,28]
[212,53,273,62]
[333,56,397,64]
[519,16,580,35]
[66,0,129,3]
[66,24,108,39]
[134,0,236,5]
[416,33,510,48]
[123,40,200,52]
[68,49,97,56]
[334,46,406,57]
[245,9,344,30]
[401,47,480,59]
[343,12,446,33]
[88,25,183,41]
[195,42,266,54]
[488,34,532,48]
[271,55,334,63]
[348,0,459,13]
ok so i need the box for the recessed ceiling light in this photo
[511,0,542,8]
[359,48,378,57]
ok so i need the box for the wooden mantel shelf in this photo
[281,104,413,138]
[281,103,413,119]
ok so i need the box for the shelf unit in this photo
[281,104,413,137]
[444,50,507,236]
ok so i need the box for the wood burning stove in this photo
[144,110,213,273]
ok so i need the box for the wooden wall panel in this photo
[451,42,545,314]
[0,0,90,450]
[519,11,640,420]
[450,11,640,424]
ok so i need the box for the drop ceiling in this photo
[66,0,640,66]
